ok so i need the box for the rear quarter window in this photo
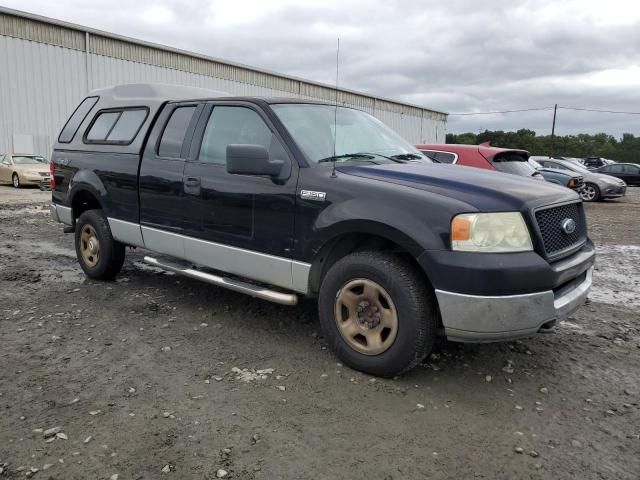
[58,96,99,143]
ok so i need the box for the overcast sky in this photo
[5,0,640,136]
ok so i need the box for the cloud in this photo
[5,0,640,136]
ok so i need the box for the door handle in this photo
[184,177,201,187]
[184,176,201,196]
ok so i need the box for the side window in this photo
[608,164,624,173]
[86,112,120,141]
[421,150,456,164]
[435,152,456,164]
[421,150,438,161]
[198,106,278,165]
[107,110,148,142]
[158,106,197,158]
[85,108,148,144]
[59,96,99,143]
[549,162,567,170]
[626,164,640,173]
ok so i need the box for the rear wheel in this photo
[12,173,20,188]
[318,251,438,377]
[580,183,600,202]
[74,209,125,280]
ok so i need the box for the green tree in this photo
[445,130,638,163]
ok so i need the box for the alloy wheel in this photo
[580,185,596,202]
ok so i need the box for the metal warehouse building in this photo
[0,7,447,158]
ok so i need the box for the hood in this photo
[588,171,625,184]
[337,163,578,212]
[537,167,581,178]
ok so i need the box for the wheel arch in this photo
[307,222,432,295]
[70,188,104,222]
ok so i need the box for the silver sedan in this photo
[531,157,626,202]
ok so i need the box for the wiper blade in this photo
[354,152,406,163]
[317,153,376,163]
[390,153,423,161]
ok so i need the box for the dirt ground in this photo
[0,185,638,480]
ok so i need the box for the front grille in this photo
[574,176,584,188]
[534,202,586,260]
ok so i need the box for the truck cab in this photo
[50,84,595,377]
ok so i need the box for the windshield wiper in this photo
[317,153,377,163]
[389,153,424,161]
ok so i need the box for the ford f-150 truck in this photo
[50,84,595,376]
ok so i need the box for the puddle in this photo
[0,206,49,218]
[589,244,640,310]
[0,241,76,258]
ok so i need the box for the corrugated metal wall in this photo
[0,9,447,158]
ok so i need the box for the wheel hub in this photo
[333,278,398,356]
[356,300,381,329]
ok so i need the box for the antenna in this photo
[331,37,340,178]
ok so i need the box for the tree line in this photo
[445,129,639,164]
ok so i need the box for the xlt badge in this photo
[300,190,326,202]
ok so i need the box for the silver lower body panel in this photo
[436,267,593,342]
[49,203,73,226]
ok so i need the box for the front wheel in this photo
[318,252,438,377]
[580,183,600,202]
[12,173,20,188]
[74,209,125,280]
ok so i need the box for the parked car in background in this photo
[416,143,546,181]
[0,153,50,188]
[582,157,616,170]
[596,163,640,186]
[532,157,626,202]
[528,158,584,192]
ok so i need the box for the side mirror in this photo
[226,144,284,177]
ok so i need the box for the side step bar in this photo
[143,256,298,306]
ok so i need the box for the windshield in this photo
[560,161,590,174]
[12,155,47,165]
[529,159,542,169]
[492,153,538,176]
[271,104,430,165]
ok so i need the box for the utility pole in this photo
[549,103,557,158]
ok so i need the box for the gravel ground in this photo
[0,185,638,480]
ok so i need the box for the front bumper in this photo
[420,243,595,342]
[601,184,626,198]
[22,174,51,185]
[436,267,592,342]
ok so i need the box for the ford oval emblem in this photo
[561,218,576,235]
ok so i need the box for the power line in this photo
[448,107,553,116]
[448,105,640,116]
[558,106,640,115]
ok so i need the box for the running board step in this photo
[143,256,298,306]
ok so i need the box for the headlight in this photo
[451,212,533,253]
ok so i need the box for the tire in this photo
[12,173,20,188]
[318,251,438,377]
[74,209,125,280]
[580,183,600,202]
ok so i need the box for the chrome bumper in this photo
[50,203,73,226]
[436,267,593,342]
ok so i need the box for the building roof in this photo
[0,6,447,118]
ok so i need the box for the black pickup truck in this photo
[50,84,595,376]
